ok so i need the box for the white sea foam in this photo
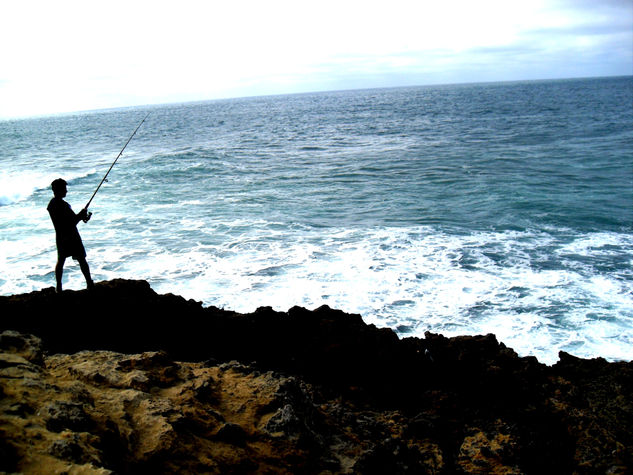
[37,223,626,366]
[557,232,633,256]
[3,208,632,366]
[0,171,50,206]
[0,169,97,206]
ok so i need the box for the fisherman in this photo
[47,178,94,293]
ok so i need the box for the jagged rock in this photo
[44,401,94,433]
[0,279,631,473]
[457,425,521,474]
[49,435,86,463]
[0,433,19,473]
[265,404,303,438]
[353,436,438,474]
[0,330,44,365]
[215,422,247,446]
[263,377,324,446]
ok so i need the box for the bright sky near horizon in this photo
[1,0,631,118]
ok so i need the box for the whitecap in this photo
[0,169,97,206]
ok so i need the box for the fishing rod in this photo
[83,113,149,217]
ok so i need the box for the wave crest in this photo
[0,169,96,206]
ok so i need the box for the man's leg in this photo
[78,257,94,289]
[55,256,66,293]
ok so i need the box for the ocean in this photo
[1,76,632,365]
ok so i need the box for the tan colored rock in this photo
[1,278,632,474]
[457,425,521,474]
[3,333,414,473]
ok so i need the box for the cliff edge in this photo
[1,279,631,473]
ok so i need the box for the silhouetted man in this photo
[47,178,94,293]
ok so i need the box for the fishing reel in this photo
[81,210,93,223]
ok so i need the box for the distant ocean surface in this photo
[1,76,632,365]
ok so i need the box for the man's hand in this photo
[79,208,92,223]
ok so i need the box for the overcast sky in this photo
[1,0,631,118]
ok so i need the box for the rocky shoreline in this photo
[1,279,631,473]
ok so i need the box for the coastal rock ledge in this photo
[1,279,631,474]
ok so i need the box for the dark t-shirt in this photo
[47,197,86,259]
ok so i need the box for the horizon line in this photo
[2,73,631,121]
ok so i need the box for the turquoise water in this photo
[1,76,632,364]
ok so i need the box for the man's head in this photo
[51,178,67,198]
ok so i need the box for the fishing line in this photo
[83,113,149,218]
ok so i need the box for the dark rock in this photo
[218,360,255,374]
[262,377,326,449]
[353,437,431,474]
[44,401,93,433]
[406,411,443,439]
[264,404,302,438]
[5,402,34,417]
[68,382,95,405]
[1,279,631,473]
[49,436,85,463]
[0,432,18,473]
[192,377,217,403]
[0,330,44,365]
[214,423,247,447]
